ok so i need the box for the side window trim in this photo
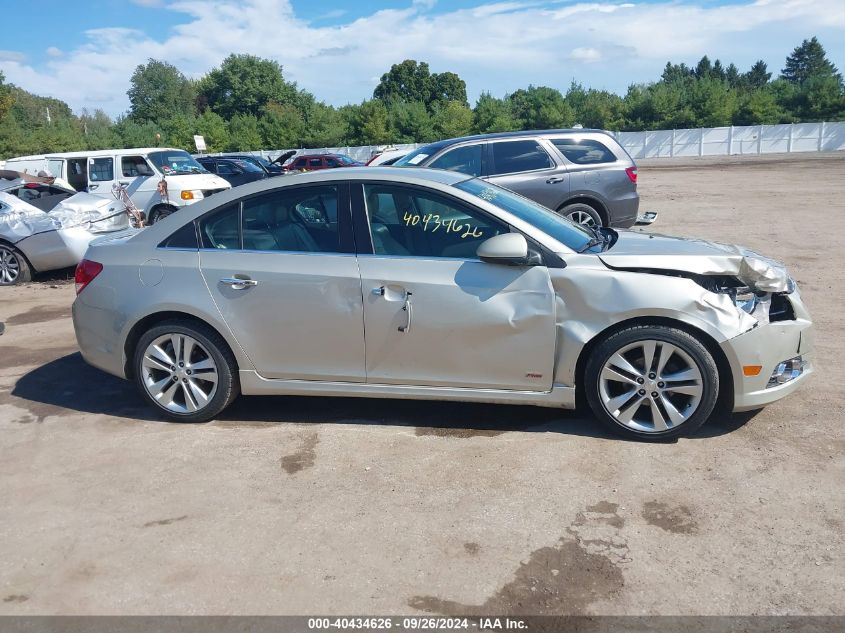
[488,139,556,177]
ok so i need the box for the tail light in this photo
[75,259,103,295]
[625,166,638,184]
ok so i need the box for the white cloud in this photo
[46,47,63,58]
[0,0,843,116]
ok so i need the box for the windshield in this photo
[395,149,431,166]
[335,154,359,165]
[454,179,595,252]
[148,150,209,175]
[231,159,264,173]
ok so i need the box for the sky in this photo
[1,0,844,117]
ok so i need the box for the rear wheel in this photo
[585,325,719,440]
[133,321,239,422]
[0,244,31,285]
[560,202,602,227]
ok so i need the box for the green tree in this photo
[259,102,305,148]
[0,71,12,121]
[472,92,518,133]
[781,37,842,85]
[566,83,626,130]
[79,109,118,149]
[200,54,301,119]
[195,110,229,153]
[389,100,434,143]
[346,100,391,145]
[226,114,263,151]
[733,89,784,125]
[113,116,163,149]
[373,60,467,110]
[127,59,196,124]
[303,102,347,147]
[429,72,468,107]
[744,60,772,89]
[431,100,473,139]
[509,86,574,129]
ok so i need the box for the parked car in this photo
[396,129,639,228]
[3,148,231,224]
[283,153,364,171]
[1,190,129,285]
[366,148,408,166]
[72,167,812,440]
[217,151,295,176]
[1,170,76,211]
[196,157,267,188]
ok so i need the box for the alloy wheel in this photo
[0,247,21,284]
[141,333,219,414]
[567,210,597,227]
[598,339,704,433]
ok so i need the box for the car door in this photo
[198,182,365,382]
[119,155,157,212]
[86,156,116,199]
[353,182,556,391]
[485,138,569,210]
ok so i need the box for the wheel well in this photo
[573,316,734,413]
[123,311,238,378]
[0,238,36,272]
[559,197,608,226]
[148,203,178,222]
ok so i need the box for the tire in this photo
[132,320,239,422]
[560,202,602,228]
[147,205,177,225]
[0,243,32,285]
[584,325,719,441]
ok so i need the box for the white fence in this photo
[216,122,845,164]
[615,121,845,159]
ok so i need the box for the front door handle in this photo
[88,184,99,190]
[398,292,413,333]
[546,176,566,184]
[219,277,258,289]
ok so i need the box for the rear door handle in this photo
[546,176,566,184]
[219,277,258,289]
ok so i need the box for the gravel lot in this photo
[0,152,843,616]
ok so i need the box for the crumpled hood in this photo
[599,230,792,293]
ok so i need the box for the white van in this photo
[4,148,231,224]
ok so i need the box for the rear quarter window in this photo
[551,139,617,164]
[159,222,199,249]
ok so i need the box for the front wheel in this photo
[584,325,719,440]
[147,205,177,225]
[133,321,239,422]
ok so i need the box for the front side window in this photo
[308,158,322,168]
[364,184,507,259]
[552,138,617,164]
[121,156,152,177]
[242,185,341,253]
[326,158,338,167]
[216,161,238,175]
[88,158,114,182]
[294,157,307,168]
[429,144,483,177]
[489,140,553,176]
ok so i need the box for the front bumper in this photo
[720,292,814,412]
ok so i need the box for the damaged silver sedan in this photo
[72,168,813,440]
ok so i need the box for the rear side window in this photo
[489,140,553,175]
[552,138,617,164]
[89,157,114,182]
[200,204,240,249]
[159,222,199,249]
[308,158,322,168]
[429,144,483,177]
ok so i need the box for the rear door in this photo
[198,182,365,381]
[353,181,556,391]
[485,139,568,210]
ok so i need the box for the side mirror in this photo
[477,233,534,265]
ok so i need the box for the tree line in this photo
[0,36,842,159]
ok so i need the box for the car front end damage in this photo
[594,231,814,412]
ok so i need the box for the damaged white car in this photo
[71,168,813,440]
[1,183,130,285]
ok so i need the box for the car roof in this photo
[412,128,609,153]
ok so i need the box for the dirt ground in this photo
[0,152,843,616]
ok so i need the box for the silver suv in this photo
[396,129,639,228]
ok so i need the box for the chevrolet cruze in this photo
[72,167,813,440]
